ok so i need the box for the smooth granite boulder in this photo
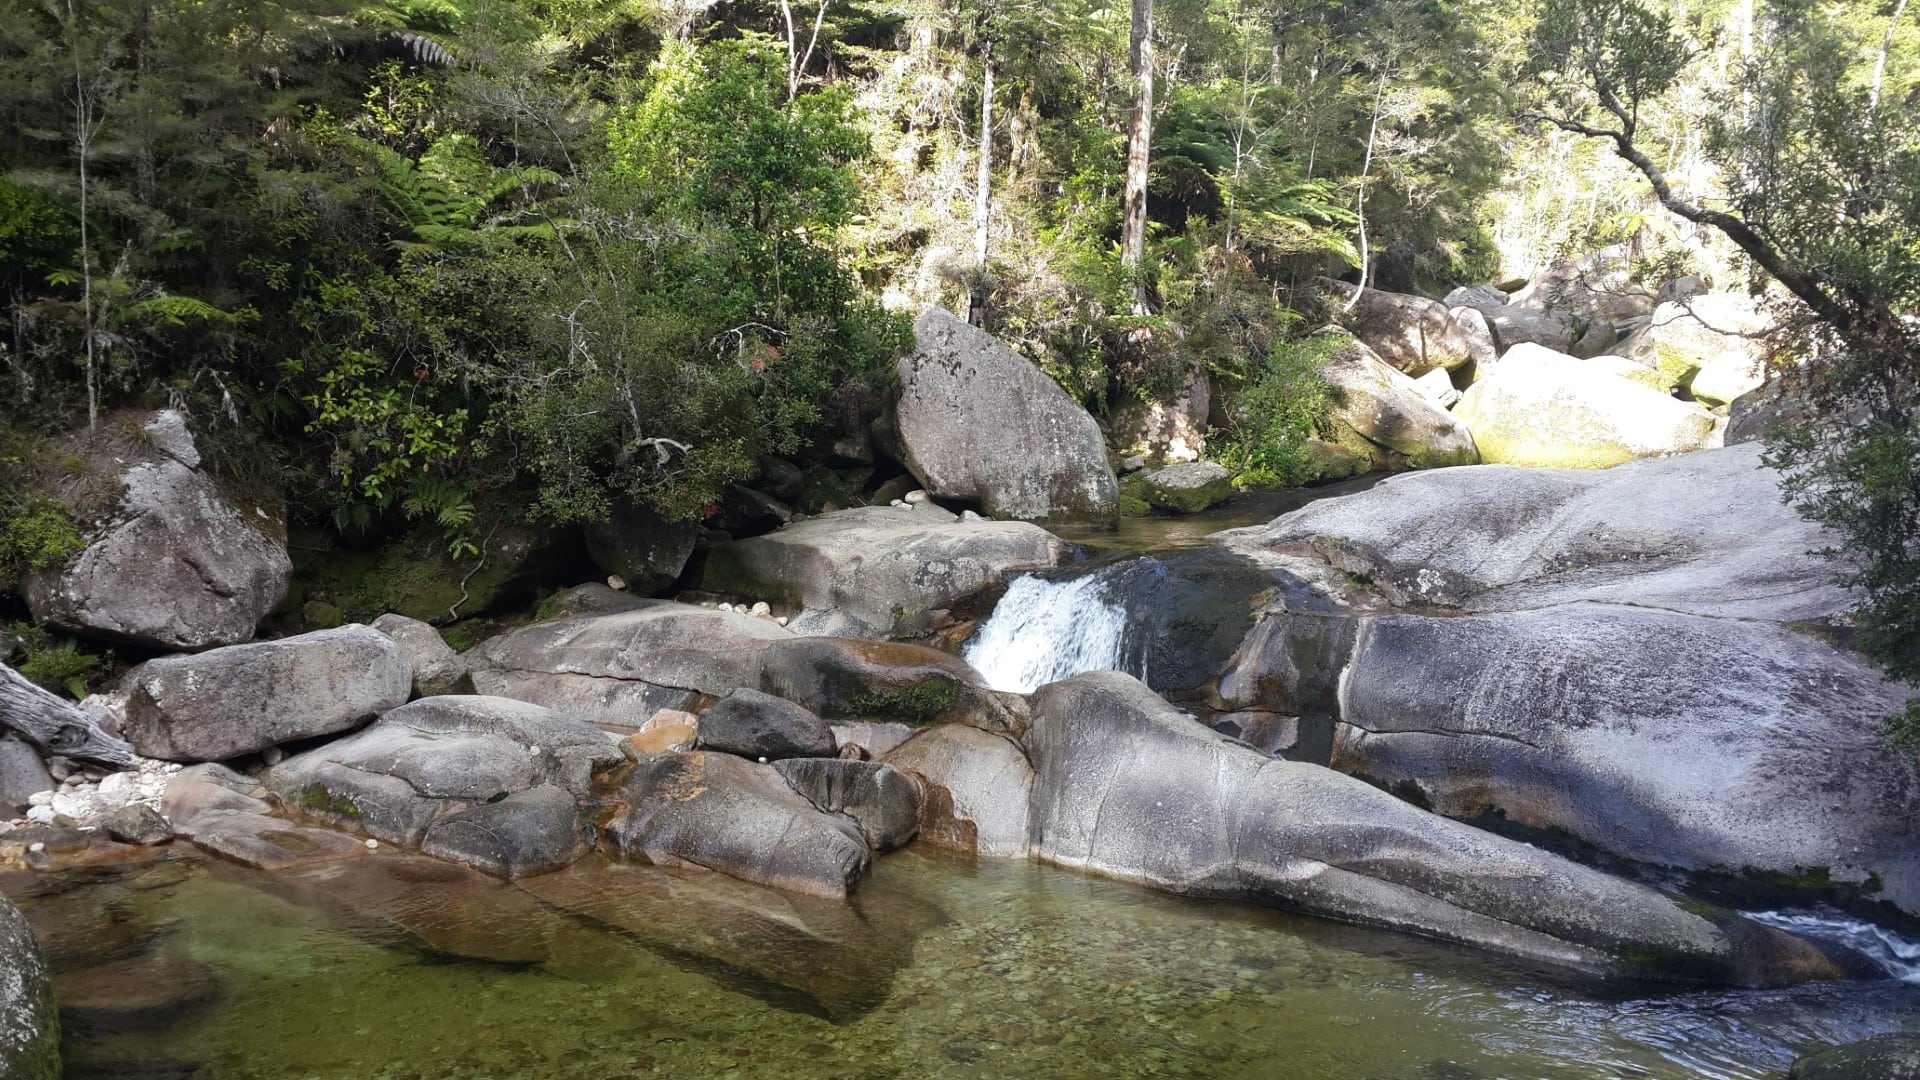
[702,505,1063,637]
[1316,278,1486,376]
[774,758,923,851]
[371,613,467,698]
[1318,339,1479,470]
[1138,462,1235,514]
[26,410,288,651]
[883,724,1032,858]
[122,624,410,761]
[267,695,621,878]
[1024,671,1847,985]
[895,307,1118,522]
[696,689,838,761]
[1226,443,1847,623]
[1453,343,1716,467]
[601,751,873,898]
[1328,603,1920,914]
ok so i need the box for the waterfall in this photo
[1748,909,1920,982]
[963,565,1149,693]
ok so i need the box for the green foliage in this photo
[0,492,82,584]
[1212,335,1339,488]
[7,622,107,699]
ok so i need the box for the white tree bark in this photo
[0,663,136,766]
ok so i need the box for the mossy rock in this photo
[289,517,594,628]
[1117,474,1153,517]
[1140,462,1234,515]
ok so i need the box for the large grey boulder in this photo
[581,499,700,595]
[1454,342,1718,467]
[267,695,621,878]
[883,723,1031,858]
[1616,294,1773,405]
[1329,603,1920,914]
[601,750,873,898]
[371,613,466,698]
[26,410,289,650]
[895,307,1118,522]
[1229,442,1847,622]
[122,624,410,761]
[1025,671,1847,985]
[696,689,838,761]
[702,505,1063,637]
[1508,247,1656,324]
[1447,289,1616,358]
[0,893,59,1080]
[1138,461,1235,514]
[1316,278,1487,376]
[1319,339,1479,470]
[0,737,53,817]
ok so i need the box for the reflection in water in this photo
[26,851,1920,1079]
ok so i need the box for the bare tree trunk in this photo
[0,663,136,766]
[1343,70,1387,314]
[1121,0,1153,315]
[779,0,828,101]
[1870,0,1909,121]
[66,0,99,431]
[970,29,994,327]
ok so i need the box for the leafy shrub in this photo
[0,493,83,586]
[7,622,107,699]
[1212,335,1340,489]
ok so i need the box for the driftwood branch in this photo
[0,662,137,766]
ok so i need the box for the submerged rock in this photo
[122,624,411,762]
[895,307,1118,523]
[0,892,59,1079]
[1790,1035,1920,1079]
[702,504,1063,637]
[26,410,290,651]
[1023,671,1845,985]
[600,751,872,898]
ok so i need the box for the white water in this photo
[963,568,1142,693]
[1749,909,1920,982]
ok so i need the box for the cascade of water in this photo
[1747,909,1920,982]
[963,567,1145,693]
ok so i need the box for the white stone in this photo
[25,806,54,824]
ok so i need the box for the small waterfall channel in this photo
[961,561,1158,693]
[1750,910,1920,982]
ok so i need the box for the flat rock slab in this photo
[187,810,368,872]
[122,624,410,761]
[702,505,1064,637]
[601,751,872,899]
[519,858,942,1020]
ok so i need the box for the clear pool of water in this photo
[26,849,1920,1079]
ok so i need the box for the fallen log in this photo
[0,662,137,766]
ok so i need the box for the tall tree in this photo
[1121,0,1152,313]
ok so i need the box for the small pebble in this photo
[528,745,542,756]
[365,839,379,850]
[607,574,627,591]
[776,616,789,627]
[757,757,769,764]
[261,746,284,766]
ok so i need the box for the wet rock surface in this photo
[1790,1034,1920,1079]
[883,724,1032,859]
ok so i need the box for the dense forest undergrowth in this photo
[0,0,1915,706]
